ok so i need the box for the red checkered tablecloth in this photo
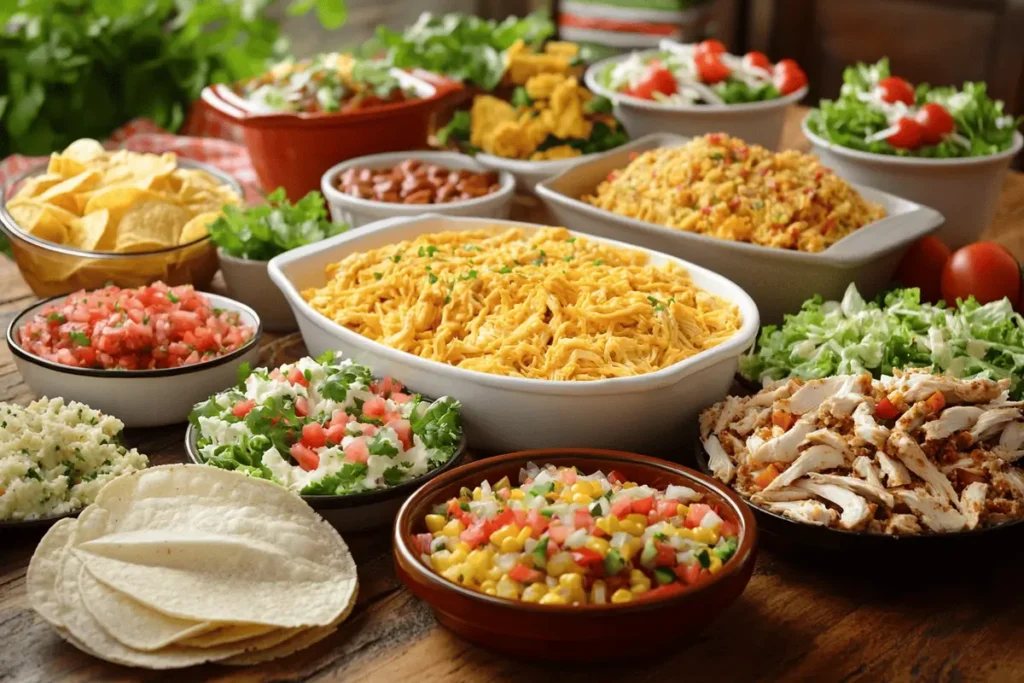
[0,117,263,203]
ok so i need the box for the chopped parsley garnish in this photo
[68,331,90,347]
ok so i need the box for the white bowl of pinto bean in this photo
[321,151,516,228]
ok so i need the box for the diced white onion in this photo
[610,531,631,549]
[565,528,588,549]
[701,510,724,529]
[665,485,700,502]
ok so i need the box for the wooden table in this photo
[2,108,1024,683]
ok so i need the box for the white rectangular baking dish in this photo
[535,133,944,324]
[268,214,759,453]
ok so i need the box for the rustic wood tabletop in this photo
[2,107,1024,683]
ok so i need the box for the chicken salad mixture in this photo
[700,369,1024,534]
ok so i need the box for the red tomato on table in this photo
[941,242,1022,306]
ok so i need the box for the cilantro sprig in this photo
[208,188,348,261]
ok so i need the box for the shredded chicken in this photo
[700,369,1024,536]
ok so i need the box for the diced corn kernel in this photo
[449,548,468,565]
[692,527,719,545]
[441,519,464,537]
[516,526,532,545]
[546,551,584,576]
[571,492,593,505]
[489,523,521,547]
[425,514,446,533]
[708,554,724,574]
[590,579,608,604]
[454,542,471,553]
[510,489,525,500]
[496,576,523,599]
[619,537,643,562]
[472,487,482,501]
[588,480,604,497]
[441,565,462,582]
[583,536,610,556]
[499,536,522,553]
[595,515,619,535]
[558,572,585,603]
[480,579,497,595]
[569,483,588,497]
[629,569,651,591]
[466,548,493,578]
[430,550,454,573]
[676,503,689,517]
[486,566,504,581]
[539,590,568,605]
[619,519,645,536]
[622,482,637,489]
[521,583,548,603]
[610,588,633,603]
[626,514,648,525]
[630,583,649,595]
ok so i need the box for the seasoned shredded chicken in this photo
[700,370,1024,535]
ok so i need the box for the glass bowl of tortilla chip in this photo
[0,152,243,298]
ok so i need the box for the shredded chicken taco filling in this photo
[700,369,1024,534]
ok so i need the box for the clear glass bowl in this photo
[0,160,242,297]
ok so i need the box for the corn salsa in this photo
[415,463,741,605]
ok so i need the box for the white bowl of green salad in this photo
[585,39,808,150]
[210,189,349,333]
[185,352,465,531]
[804,58,1023,249]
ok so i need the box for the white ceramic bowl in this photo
[535,133,944,325]
[218,249,297,332]
[268,214,760,453]
[584,52,808,150]
[473,151,603,195]
[321,151,516,228]
[802,117,1023,248]
[7,293,262,428]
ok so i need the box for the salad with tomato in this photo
[593,39,807,106]
[416,463,741,606]
[189,352,463,496]
[806,58,1021,157]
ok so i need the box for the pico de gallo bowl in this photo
[393,450,757,658]
[585,40,809,148]
[7,284,261,428]
[187,352,465,511]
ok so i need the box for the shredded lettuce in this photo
[740,283,1024,398]
[806,58,1021,158]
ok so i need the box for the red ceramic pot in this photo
[393,449,758,660]
[201,70,463,200]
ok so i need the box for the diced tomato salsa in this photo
[419,463,741,606]
[16,282,253,370]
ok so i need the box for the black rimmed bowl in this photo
[692,438,1024,553]
[185,422,467,532]
[0,508,80,533]
[0,160,242,298]
[7,292,262,428]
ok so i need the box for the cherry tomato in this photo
[742,51,772,73]
[895,235,952,303]
[694,52,730,83]
[773,59,807,95]
[695,39,727,56]
[628,64,678,100]
[941,242,1022,306]
[915,102,955,145]
[887,117,924,149]
[877,76,915,106]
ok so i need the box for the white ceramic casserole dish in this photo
[267,214,759,454]
[8,293,262,428]
[802,117,1023,248]
[584,52,807,150]
[535,133,944,324]
[320,150,515,228]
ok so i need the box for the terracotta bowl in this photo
[393,449,758,660]
[201,70,464,200]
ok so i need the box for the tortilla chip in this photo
[68,209,113,252]
[179,211,219,245]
